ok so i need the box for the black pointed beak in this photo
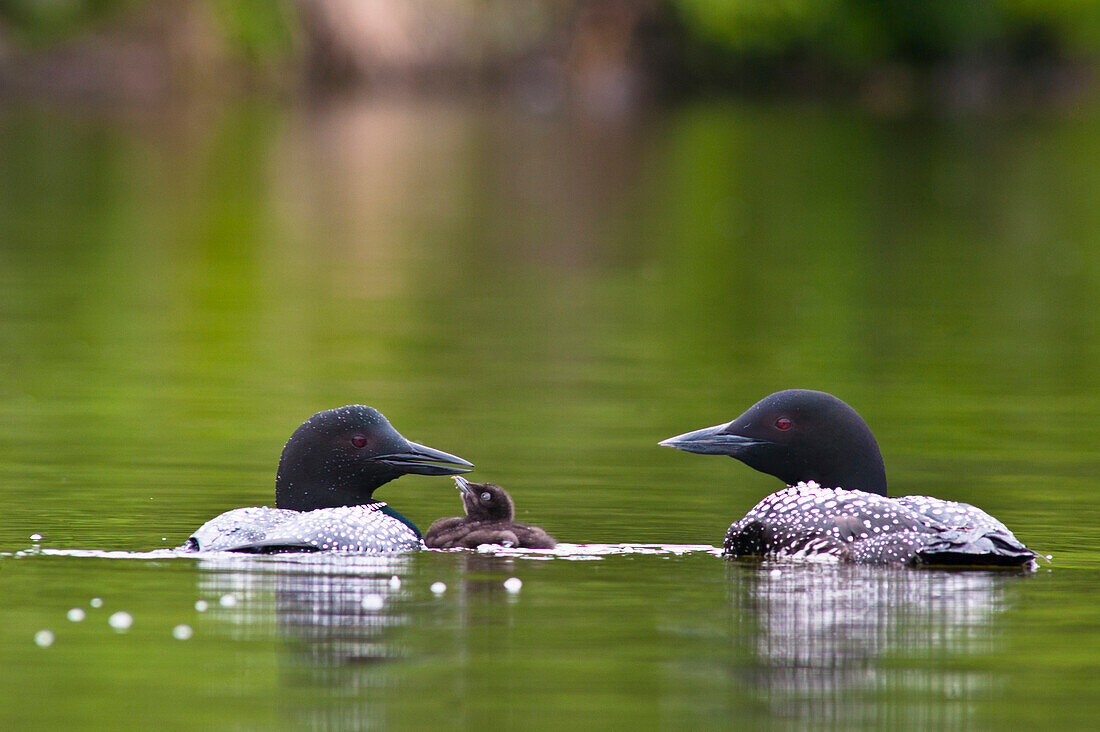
[659,422,769,456]
[373,441,474,476]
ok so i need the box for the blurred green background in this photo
[1,0,1097,110]
[1,2,1099,730]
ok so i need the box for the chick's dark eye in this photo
[480,492,492,501]
[775,417,792,431]
[351,435,368,448]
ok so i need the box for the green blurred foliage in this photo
[0,0,140,45]
[674,0,1100,65]
[0,0,295,61]
[1,0,1096,71]
[206,0,296,63]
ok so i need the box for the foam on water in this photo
[10,543,722,563]
[429,542,723,561]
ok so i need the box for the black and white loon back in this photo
[724,481,1034,566]
[182,406,472,553]
[185,504,423,553]
[661,390,1038,568]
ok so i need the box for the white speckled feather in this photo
[187,503,422,553]
[724,482,1033,566]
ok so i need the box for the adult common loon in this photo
[424,476,558,549]
[183,405,473,552]
[660,389,1037,567]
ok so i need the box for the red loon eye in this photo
[351,435,368,448]
[775,417,792,431]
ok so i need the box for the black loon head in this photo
[275,405,474,511]
[659,389,888,496]
[454,476,514,522]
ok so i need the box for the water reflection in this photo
[727,563,1022,726]
[189,545,722,729]
[195,553,412,728]
[196,552,409,639]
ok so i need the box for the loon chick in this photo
[183,406,473,552]
[424,477,557,549]
[660,389,1036,567]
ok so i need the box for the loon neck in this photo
[275,477,390,511]
[797,409,889,496]
[809,456,888,496]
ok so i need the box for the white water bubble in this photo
[172,624,193,641]
[67,608,86,622]
[194,600,209,612]
[89,598,104,609]
[360,594,384,611]
[34,630,55,648]
[430,582,447,595]
[219,594,238,608]
[388,575,401,591]
[29,533,43,542]
[503,577,523,593]
[108,611,133,631]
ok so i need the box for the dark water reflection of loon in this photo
[723,563,1022,726]
[37,546,1024,728]
[188,544,719,728]
[195,552,411,648]
[195,552,412,730]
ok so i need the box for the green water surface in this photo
[1,96,1098,729]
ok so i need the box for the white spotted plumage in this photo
[185,503,423,552]
[724,481,1033,566]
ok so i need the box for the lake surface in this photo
[1,94,1098,729]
